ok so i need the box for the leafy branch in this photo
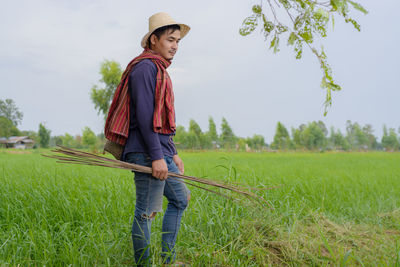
[240,0,368,115]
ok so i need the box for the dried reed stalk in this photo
[42,146,272,208]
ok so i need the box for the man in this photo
[104,12,191,266]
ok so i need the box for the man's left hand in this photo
[172,154,184,174]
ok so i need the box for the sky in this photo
[1,0,399,143]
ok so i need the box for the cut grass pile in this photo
[0,149,399,266]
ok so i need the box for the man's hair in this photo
[147,24,181,49]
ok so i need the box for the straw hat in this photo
[141,12,190,48]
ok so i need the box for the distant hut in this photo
[2,136,35,149]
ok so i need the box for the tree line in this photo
[2,98,399,152]
[173,117,266,151]
[51,117,398,152]
[171,118,400,152]
[271,120,400,152]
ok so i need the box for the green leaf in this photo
[269,35,280,53]
[252,4,262,15]
[263,20,275,33]
[345,17,361,31]
[294,15,304,30]
[315,8,329,21]
[299,31,313,43]
[276,24,288,33]
[278,0,291,9]
[270,36,276,49]
[330,0,344,13]
[294,40,303,59]
[330,0,338,11]
[274,37,280,53]
[287,32,297,45]
[348,0,368,14]
[239,15,258,36]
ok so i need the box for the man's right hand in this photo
[152,159,168,180]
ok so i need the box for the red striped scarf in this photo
[104,48,176,145]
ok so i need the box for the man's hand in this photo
[173,154,184,174]
[152,159,168,180]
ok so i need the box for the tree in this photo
[206,116,219,148]
[82,126,97,150]
[329,126,349,151]
[174,125,188,149]
[0,98,23,126]
[271,121,291,150]
[61,133,75,148]
[291,124,306,149]
[90,60,122,121]
[189,119,202,137]
[354,125,368,149]
[345,120,359,150]
[362,124,377,150]
[302,121,327,150]
[38,123,51,148]
[74,135,83,149]
[186,132,199,150]
[50,136,63,146]
[188,119,202,149]
[247,134,266,151]
[382,125,399,151]
[0,116,20,137]
[240,1,368,114]
[220,117,236,149]
[316,121,328,137]
[345,120,370,150]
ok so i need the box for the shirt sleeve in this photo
[130,61,164,161]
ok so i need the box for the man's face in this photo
[150,29,181,60]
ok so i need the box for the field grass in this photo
[0,149,399,266]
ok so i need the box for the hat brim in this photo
[141,23,190,48]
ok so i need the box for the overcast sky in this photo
[1,0,399,142]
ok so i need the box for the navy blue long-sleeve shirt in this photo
[121,59,177,161]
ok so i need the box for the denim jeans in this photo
[125,152,190,266]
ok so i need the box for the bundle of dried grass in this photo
[42,146,272,208]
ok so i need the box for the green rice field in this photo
[0,149,399,266]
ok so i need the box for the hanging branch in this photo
[239,0,368,115]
